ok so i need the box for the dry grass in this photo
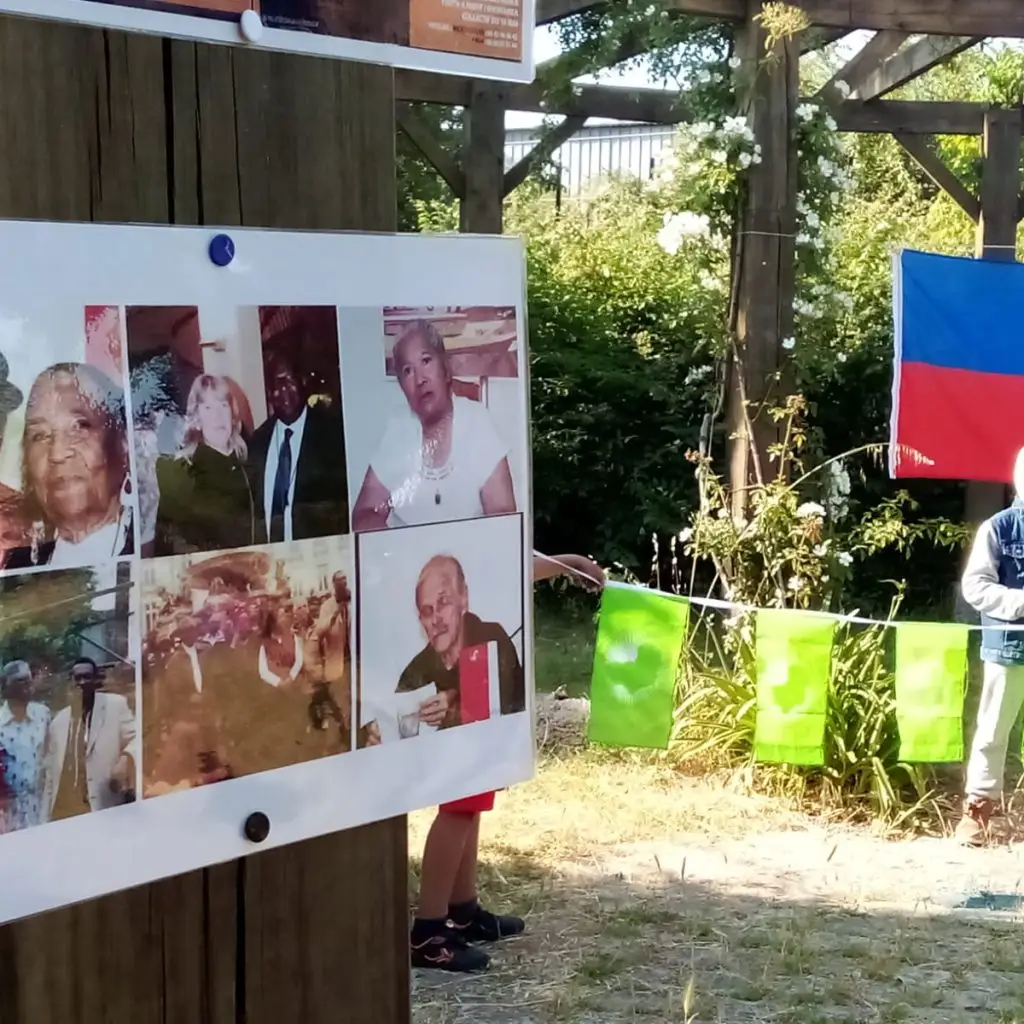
[410,749,1024,1024]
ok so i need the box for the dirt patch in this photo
[410,750,1024,1024]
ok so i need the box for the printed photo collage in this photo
[0,302,527,839]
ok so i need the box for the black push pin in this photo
[209,233,235,268]
[244,811,271,844]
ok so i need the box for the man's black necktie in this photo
[271,427,293,542]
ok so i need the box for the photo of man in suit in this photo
[50,657,138,821]
[248,347,348,544]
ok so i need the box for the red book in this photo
[459,641,499,724]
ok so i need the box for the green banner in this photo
[754,610,835,765]
[588,586,690,750]
[893,622,968,763]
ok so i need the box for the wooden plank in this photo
[727,12,798,515]
[244,821,409,1024]
[893,132,980,221]
[821,29,909,98]
[536,0,603,23]
[397,102,466,197]
[396,68,987,135]
[832,99,985,135]
[853,35,981,101]
[962,108,1021,599]
[504,114,587,194]
[0,13,408,1024]
[667,0,1024,36]
[461,81,508,233]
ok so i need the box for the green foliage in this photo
[396,105,462,232]
[0,569,101,669]
[513,180,721,568]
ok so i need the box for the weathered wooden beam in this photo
[893,132,980,221]
[977,109,1020,259]
[832,99,985,136]
[396,103,465,198]
[728,14,797,516]
[461,82,507,233]
[666,0,1024,37]
[853,35,981,101]
[503,115,587,194]
[821,29,909,98]
[396,69,992,135]
[963,108,1021,578]
[536,0,603,23]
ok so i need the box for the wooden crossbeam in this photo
[821,29,908,98]
[665,0,1024,37]
[503,115,587,193]
[853,35,981,101]
[832,99,985,136]
[894,132,980,221]
[396,103,466,197]
[536,0,603,23]
[396,70,991,135]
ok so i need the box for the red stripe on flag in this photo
[893,362,1024,482]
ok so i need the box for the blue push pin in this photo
[209,233,235,268]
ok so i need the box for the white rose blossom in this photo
[782,336,796,350]
[796,501,826,519]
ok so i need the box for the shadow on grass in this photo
[409,841,1024,1024]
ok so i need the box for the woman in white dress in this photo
[351,320,517,531]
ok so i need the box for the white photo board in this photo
[0,220,534,925]
[0,0,535,83]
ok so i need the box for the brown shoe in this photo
[955,797,1004,847]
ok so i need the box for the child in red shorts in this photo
[411,552,604,973]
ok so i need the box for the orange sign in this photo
[409,0,522,61]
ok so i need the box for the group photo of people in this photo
[126,304,349,558]
[346,306,527,533]
[0,564,138,834]
[140,535,353,795]
[357,513,525,746]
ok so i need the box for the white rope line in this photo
[536,551,1024,633]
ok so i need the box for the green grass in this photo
[533,599,596,697]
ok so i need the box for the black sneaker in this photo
[411,927,491,973]
[449,903,525,943]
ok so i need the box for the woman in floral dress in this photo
[0,660,51,833]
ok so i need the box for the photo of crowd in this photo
[0,563,138,835]
[357,514,525,746]
[126,304,349,558]
[349,306,526,532]
[0,305,137,573]
[141,535,353,795]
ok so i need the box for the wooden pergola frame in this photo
[399,0,1024,523]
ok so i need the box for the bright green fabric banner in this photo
[588,585,690,750]
[754,610,835,765]
[893,622,968,763]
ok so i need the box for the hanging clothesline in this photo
[539,552,1024,632]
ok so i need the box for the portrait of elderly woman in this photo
[6,362,134,570]
[150,373,256,557]
[351,320,517,532]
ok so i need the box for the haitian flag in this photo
[891,249,1024,482]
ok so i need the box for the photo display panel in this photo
[0,0,534,83]
[0,221,534,925]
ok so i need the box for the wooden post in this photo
[727,9,798,515]
[461,81,507,234]
[965,108,1021,526]
[0,16,409,1024]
